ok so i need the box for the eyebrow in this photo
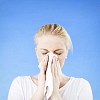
[40,48,63,51]
[40,48,48,51]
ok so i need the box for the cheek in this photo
[36,52,45,63]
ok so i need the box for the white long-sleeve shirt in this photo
[8,76,93,100]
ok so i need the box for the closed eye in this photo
[55,52,62,55]
[42,52,48,55]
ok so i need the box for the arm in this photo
[49,92,62,100]
[31,55,49,100]
[31,89,44,100]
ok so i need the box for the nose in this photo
[47,52,58,58]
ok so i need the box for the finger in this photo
[57,60,62,76]
[54,57,58,77]
[40,55,48,73]
[43,55,49,70]
[40,55,48,80]
[54,57,61,82]
[52,56,57,78]
[51,57,55,77]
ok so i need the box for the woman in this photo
[8,24,93,100]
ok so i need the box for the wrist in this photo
[50,92,62,100]
[32,89,44,100]
[37,89,44,97]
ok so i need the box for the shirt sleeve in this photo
[8,77,24,100]
[78,79,93,100]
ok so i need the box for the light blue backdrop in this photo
[0,0,100,100]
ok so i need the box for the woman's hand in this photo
[49,57,62,100]
[31,55,48,100]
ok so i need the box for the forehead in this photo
[36,35,66,50]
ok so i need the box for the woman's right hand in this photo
[31,55,48,100]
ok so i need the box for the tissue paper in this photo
[38,52,61,99]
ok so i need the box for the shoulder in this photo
[12,76,31,83]
[70,77,92,88]
[8,76,37,99]
[70,77,93,95]
[8,76,31,99]
[9,76,36,93]
[10,76,32,88]
[71,77,93,99]
[73,77,91,88]
[72,77,90,84]
[61,77,93,99]
[63,76,93,94]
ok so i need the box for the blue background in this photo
[0,0,100,100]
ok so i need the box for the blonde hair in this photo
[34,24,73,52]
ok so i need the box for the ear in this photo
[35,47,38,57]
[65,50,68,59]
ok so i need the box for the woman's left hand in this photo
[49,57,62,100]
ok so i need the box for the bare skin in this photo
[31,35,70,100]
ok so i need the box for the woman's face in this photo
[35,35,68,68]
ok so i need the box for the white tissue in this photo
[45,52,54,99]
[38,52,62,99]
